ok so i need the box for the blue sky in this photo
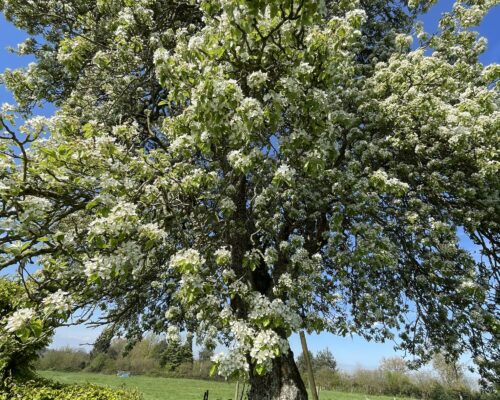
[1,1,498,370]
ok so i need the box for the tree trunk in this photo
[248,348,308,400]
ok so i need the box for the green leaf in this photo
[19,327,31,343]
[20,242,31,252]
[255,364,266,375]
[86,198,100,210]
[55,232,65,241]
[30,319,43,338]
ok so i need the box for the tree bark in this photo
[248,348,308,400]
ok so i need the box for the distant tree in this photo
[156,335,193,370]
[297,350,314,373]
[106,338,128,360]
[198,346,215,362]
[181,334,193,364]
[379,357,408,375]
[315,348,337,372]
[297,348,336,373]
[432,353,465,388]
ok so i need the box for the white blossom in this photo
[170,249,205,273]
[4,308,35,333]
[215,247,231,266]
[274,164,295,183]
[247,71,268,89]
[166,325,180,342]
[213,350,249,377]
[42,290,72,313]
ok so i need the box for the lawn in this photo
[39,370,416,400]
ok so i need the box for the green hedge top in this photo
[0,378,143,400]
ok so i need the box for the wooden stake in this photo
[299,330,319,400]
[239,382,245,400]
[234,380,240,400]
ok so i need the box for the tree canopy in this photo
[0,0,498,398]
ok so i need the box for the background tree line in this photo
[36,334,211,379]
[36,339,497,400]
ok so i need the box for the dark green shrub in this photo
[383,371,416,396]
[86,352,116,373]
[429,382,456,400]
[36,348,89,372]
[314,368,340,390]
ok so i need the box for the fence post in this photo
[299,330,319,400]
[234,381,240,400]
[239,382,246,400]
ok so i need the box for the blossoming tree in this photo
[0,278,65,382]
[0,0,499,398]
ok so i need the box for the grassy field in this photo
[39,370,415,400]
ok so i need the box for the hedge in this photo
[0,378,142,400]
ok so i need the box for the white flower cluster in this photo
[345,9,367,25]
[247,70,268,89]
[212,349,249,377]
[89,201,138,236]
[249,330,289,369]
[296,62,314,76]
[188,35,204,51]
[238,97,264,127]
[180,168,208,191]
[1,102,16,113]
[395,34,413,49]
[454,3,492,28]
[19,196,52,221]
[222,268,236,282]
[4,308,35,333]
[370,169,409,195]
[264,247,278,266]
[170,248,205,273]
[138,222,167,242]
[180,274,204,292]
[169,134,194,155]
[459,280,479,291]
[229,319,254,342]
[227,150,253,173]
[220,305,233,321]
[112,121,140,140]
[84,241,142,279]
[248,294,302,331]
[274,164,295,183]
[210,311,295,377]
[219,198,237,214]
[42,290,72,313]
[166,325,180,342]
[274,273,294,294]
[153,47,170,65]
[214,247,231,266]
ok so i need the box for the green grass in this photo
[39,370,415,400]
